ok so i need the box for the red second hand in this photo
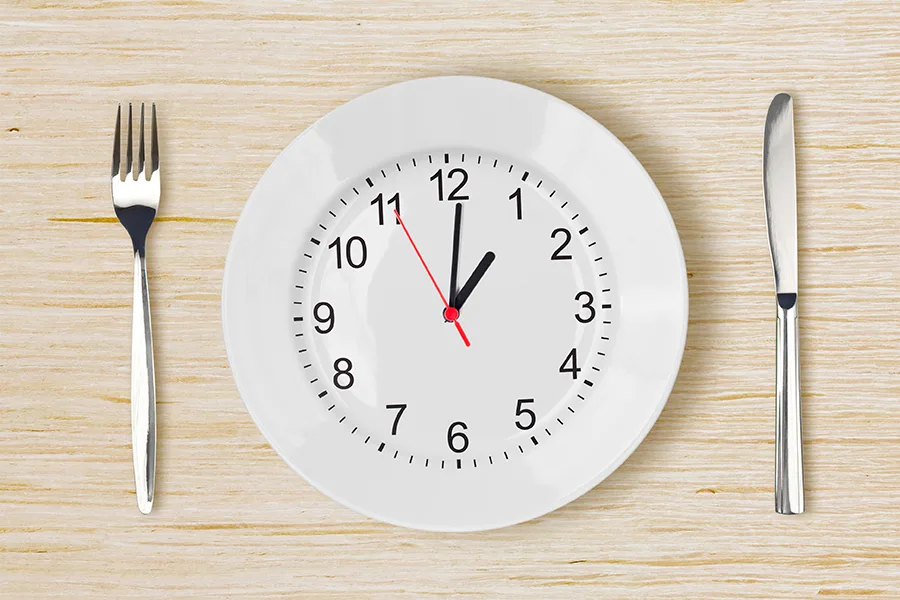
[394,210,471,347]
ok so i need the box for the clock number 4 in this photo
[559,348,581,379]
[386,403,407,435]
[328,236,367,269]
[371,192,400,225]
[515,398,536,430]
[430,168,469,201]
[447,421,469,453]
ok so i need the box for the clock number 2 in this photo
[386,403,407,435]
[430,168,469,201]
[559,348,581,379]
[447,421,469,453]
[550,228,572,260]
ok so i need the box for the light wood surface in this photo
[2,1,899,597]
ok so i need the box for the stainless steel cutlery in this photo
[111,103,160,514]
[763,93,804,515]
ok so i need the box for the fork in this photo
[111,103,160,514]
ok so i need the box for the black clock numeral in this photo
[430,168,469,201]
[386,403,407,435]
[447,421,469,453]
[313,301,334,334]
[574,291,595,323]
[328,235,367,269]
[559,348,581,379]
[515,398,536,430]
[510,187,523,220]
[371,192,400,225]
[550,228,572,260]
[333,357,355,389]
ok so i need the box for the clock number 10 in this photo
[328,236,367,269]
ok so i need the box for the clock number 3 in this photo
[574,291,595,323]
[430,168,469,201]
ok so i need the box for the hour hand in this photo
[453,251,495,311]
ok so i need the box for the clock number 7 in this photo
[371,192,400,225]
[386,403,407,435]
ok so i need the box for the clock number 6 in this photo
[574,291,595,323]
[515,398,536,430]
[333,357,354,390]
[386,403,407,435]
[447,421,469,453]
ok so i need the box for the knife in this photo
[763,93,804,515]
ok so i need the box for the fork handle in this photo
[775,295,804,514]
[130,248,156,514]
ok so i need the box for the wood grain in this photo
[2,1,899,597]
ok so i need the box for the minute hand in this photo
[453,251,496,311]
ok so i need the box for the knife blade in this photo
[763,92,804,515]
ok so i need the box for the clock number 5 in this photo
[386,403,407,435]
[430,168,469,201]
[515,398,536,430]
[559,348,581,379]
[447,421,469,453]
[574,291,595,323]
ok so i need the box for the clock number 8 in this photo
[333,357,354,390]
[447,421,469,453]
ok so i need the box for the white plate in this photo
[222,76,688,531]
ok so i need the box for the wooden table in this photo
[3,1,899,597]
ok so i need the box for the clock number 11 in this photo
[371,192,400,225]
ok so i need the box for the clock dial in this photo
[223,76,688,531]
[293,151,617,468]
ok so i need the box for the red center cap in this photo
[443,306,460,322]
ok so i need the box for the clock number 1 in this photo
[510,187,523,220]
[559,348,581,379]
[371,192,400,225]
[430,168,469,201]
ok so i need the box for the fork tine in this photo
[138,103,146,179]
[125,103,133,178]
[150,103,159,174]
[112,104,121,178]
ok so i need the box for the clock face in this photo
[223,76,688,531]
[294,150,616,468]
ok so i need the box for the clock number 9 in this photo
[550,228,572,260]
[574,291,595,323]
[447,421,469,453]
[313,301,334,334]
[430,168,469,201]
[515,398,536,430]
[333,357,354,390]
[328,236,367,269]
[559,348,581,379]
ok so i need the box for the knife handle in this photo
[775,293,804,514]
